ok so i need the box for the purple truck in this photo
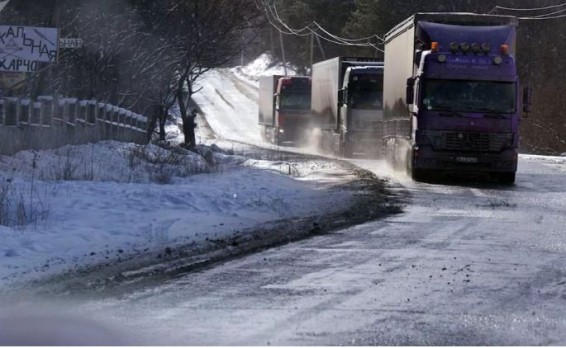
[383,13,531,184]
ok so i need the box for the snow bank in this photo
[0,141,354,289]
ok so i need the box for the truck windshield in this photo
[348,74,383,110]
[280,91,311,110]
[422,79,516,114]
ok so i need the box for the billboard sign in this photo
[59,37,83,49]
[0,25,59,72]
[0,0,10,13]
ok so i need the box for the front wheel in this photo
[260,125,268,142]
[496,172,516,185]
[411,168,430,182]
[341,142,353,158]
[271,128,281,145]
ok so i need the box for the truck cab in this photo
[259,75,311,145]
[339,65,384,156]
[383,13,530,184]
[274,76,311,143]
[311,57,384,158]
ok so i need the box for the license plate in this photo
[456,157,478,163]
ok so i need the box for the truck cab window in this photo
[280,90,311,110]
[422,80,516,114]
[348,74,384,110]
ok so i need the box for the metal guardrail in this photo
[0,96,149,155]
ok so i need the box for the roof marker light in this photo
[481,43,491,54]
[431,42,439,52]
[449,42,459,53]
[471,43,481,54]
[460,42,471,53]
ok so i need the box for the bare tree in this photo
[163,0,262,148]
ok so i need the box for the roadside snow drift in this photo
[0,141,355,289]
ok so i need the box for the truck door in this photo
[339,68,351,132]
[411,75,421,142]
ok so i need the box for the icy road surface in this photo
[22,153,566,345]
[7,67,566,345]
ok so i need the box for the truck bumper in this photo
[276,117,310,141]
[345,131,384,157]
[276,123,308,142]
[413,146,518,173]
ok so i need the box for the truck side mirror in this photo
[406,77,416,105]
[522,86,532,115]
[338,89,345,107]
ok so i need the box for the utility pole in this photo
[315,33,326,60]
[270,27,275,56]
[309,32,314,75]
[279,31,287,76]
[240,32,244,66]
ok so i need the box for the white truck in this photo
[310,57,384,157]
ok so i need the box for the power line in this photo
[268,2,311,36]
[256,0,384,52]
[531,7,566,17]
[271,1,384,43]
[518,13,566,19]
[489,2,566,20]
[491,2,566,13]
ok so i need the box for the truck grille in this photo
[425,131,513,152]
[353,120,381,130]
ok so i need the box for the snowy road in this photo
[9,67,566,345]
[34,152,566,345]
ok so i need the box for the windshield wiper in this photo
[472,107,513,116]
[439,111,464,118]
[483,113,508,119]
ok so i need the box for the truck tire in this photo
[341,142,353,158]
[497,172,516,185]
[405,148,413,175]
[321,132,334,155]
[260,126,268,141]
[271,129,279,145]
[385,139,399,170]
[411,168,429,182]
[385,145,394,168]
